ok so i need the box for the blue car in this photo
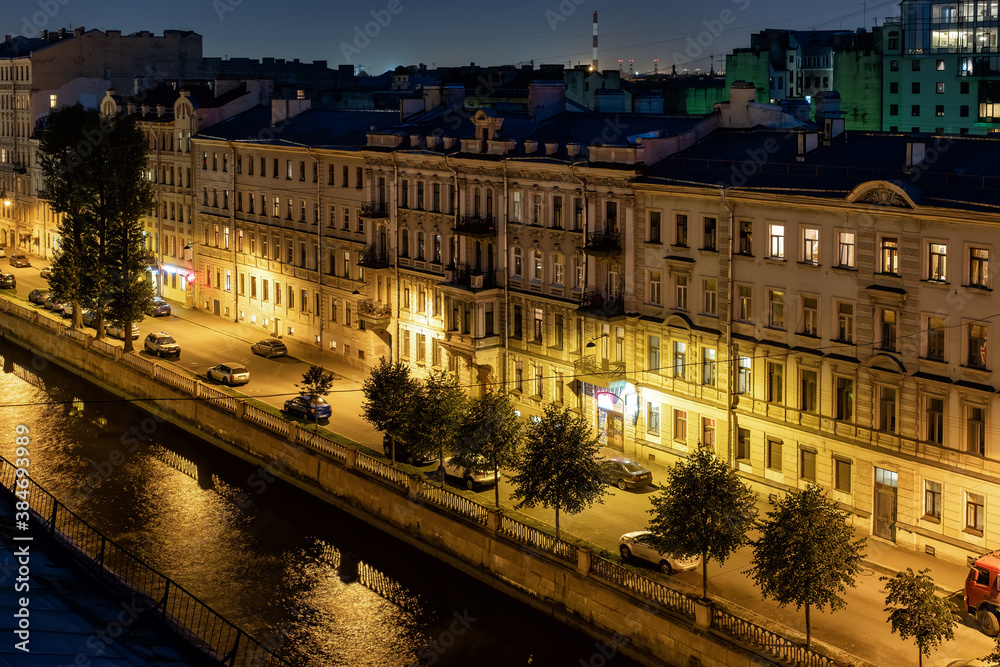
[283,395,332,421]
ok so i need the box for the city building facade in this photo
[882,0,1000,134]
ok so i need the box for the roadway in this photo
[1,257,994,667]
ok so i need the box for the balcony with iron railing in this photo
[578,289,625,318]
[444,263,497,291]
[573,354,627,384]
[583,231,621,255]
[360,202,389,219]
[358,243,392,269]
[357,299,392,330]
[453,214,497,237]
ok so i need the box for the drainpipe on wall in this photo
[501,160,509,391]
[307,146,322,349]
[392,152,401,364]
[227,141,238,323]
[721,187,736,467]
[154,130,163,297]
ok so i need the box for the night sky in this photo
[3,0,899,75]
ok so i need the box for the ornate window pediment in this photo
[846,180,918,209]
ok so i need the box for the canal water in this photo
[0,340,641,667]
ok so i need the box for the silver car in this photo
[437,456,498,490]
[106,322,140,340]
[619,531,701,575]
[207,362,250,385]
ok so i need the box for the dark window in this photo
[703,217,717,251]
[675,214,688,247]
[836,377,853,421]
[961,105,970,117]
[649,211,661,243]
[926,397,944,444]
[912,82,921,94]
[890,59,899,72]
[800,449,816,482]
[890,82,899,94]
[912,59,921,71]
[936,105,945,117]
[801,370,817,412]
[890,104,899,116]
[738,221,753,255]
[912,105,921,117]
[736,428,750,461]
[961,81,970,94]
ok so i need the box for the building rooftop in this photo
[195,106,400,149]
[639,129,1000,213]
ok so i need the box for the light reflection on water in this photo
[0,343,638,667]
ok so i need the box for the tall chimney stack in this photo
[592,11,598,71]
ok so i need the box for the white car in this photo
[618,531,701,575]
[106,322,140,340]
[207,362,250,385]
[437,456,498,490]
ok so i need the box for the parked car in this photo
[82,309,100,328]
[106,322,140,340]
[383,434,435,466]
[0,247,5,258]
[43,295,67,313]
[207,362,250,385]
[0,273,15,289]
[144,332,181,358]
[618,531,701,575]
[9,254,30,268]
[251,339,288,359]
[61,303,78,319]
[40,265,53,279]
[283,394,332,421]
[437,456,498,490]
[151,296,171,316]
[28,289,49,305]
[600,457,655,490]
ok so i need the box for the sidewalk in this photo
[598,444,973,594]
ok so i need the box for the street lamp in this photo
[586,332,609,349]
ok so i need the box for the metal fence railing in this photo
[713,607,836,667]
[589,553,696,619]
[497,515,577,563]
[0,456,289,666]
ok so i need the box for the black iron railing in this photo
[0,455,289,666]
[360,202,389,218]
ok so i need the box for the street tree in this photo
[37,105,104,330]
[983,636,1000,666]
[453,390,523,507]
[509,404,606,540]
[297,364,336,429]
[647,445,757,599]
[99,112,156,352]
[747,484,866,647]
[361,357,419,464]
[882,568,961,667]
[403,370,467,483]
